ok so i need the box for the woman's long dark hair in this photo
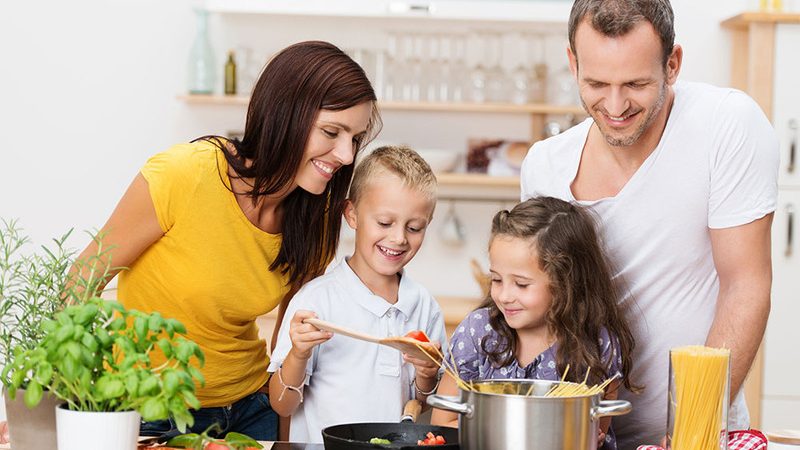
[200,41,381,291]
[481,197,640,391]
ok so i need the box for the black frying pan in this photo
[322,422,458,449]
[321,400,459,449]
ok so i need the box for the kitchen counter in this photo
[263,443,325,450]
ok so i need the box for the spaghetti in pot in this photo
[411,339,617,397]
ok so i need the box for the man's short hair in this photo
[568,0,675,66]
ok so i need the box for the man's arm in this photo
[707,213,773,398]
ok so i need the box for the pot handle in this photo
[426,394,474,419]
[591,399,632,420]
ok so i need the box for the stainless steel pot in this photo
[427,379,631,450]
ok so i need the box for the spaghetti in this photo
[543,365,619,397]
[668,345,730,450]
[411,342,617,397]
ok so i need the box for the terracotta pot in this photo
[3,388,60,450]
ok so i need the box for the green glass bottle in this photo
[224,50,237,96]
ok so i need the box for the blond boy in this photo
[267,146,446,444]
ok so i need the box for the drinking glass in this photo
[468,32,487,103]
[509,33,531,105]
[483,31,508,103]
[434,34,451,102]
[406,34,423,101]
[449,33,469,103]
[382,32,401,101]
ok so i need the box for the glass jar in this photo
[666,346,730,450]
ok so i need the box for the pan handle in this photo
[592,399,632,420]
[426,394,474,419]
[401,399,423,423]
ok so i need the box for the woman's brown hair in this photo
[199,41,382,291]
[481,196,639,391]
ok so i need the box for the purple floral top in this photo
[449,307,624,450]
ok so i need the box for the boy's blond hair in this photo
[349,145,438,207]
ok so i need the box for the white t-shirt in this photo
[268,258,447,444]
[520,81,779,450]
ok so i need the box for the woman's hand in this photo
[288,310,333,360]
[404,342,441,393]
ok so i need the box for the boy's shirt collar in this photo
[337,257,421,321]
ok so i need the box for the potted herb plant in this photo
[0,219,75,450]
[4,295,205,450]
[1,220,205,450]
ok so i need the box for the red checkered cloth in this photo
[636,429,768,450]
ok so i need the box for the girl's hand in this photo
[597,430,606,446]
[288,310,332,361]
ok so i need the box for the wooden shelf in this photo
[380,101,584,115]
[178,94,248,105]
[722,11,800,28]
[437,173,518,188]
[177,94,584,116]
[436,173,520,202]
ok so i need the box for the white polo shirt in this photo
[268,258,448,444]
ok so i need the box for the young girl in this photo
[431,196,638,450]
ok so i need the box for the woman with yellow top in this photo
[65,41,380,440]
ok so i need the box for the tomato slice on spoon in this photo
[404,330,430,342]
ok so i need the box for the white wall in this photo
[0,0,757,420]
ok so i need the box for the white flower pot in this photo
[55,405,141,450]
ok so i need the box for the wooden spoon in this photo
[303,317,442,362]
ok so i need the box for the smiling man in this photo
[520,1,779,448]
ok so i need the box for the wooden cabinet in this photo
[722,11,800,430]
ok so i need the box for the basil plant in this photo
[3,297,205,432]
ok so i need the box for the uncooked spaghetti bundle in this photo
[668,345,730,450]
[543,365,618,397]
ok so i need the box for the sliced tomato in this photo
[404,330,429,342]
[205,442,231,450]
[417,431,446,445]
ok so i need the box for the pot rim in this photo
[55,403,140,415]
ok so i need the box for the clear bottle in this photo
[187,8,215,95]
[224,50,237,96]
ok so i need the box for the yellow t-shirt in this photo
[118,140,289,407]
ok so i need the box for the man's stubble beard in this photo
[583,81,668,148]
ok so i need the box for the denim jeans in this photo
[139,392,278,441]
